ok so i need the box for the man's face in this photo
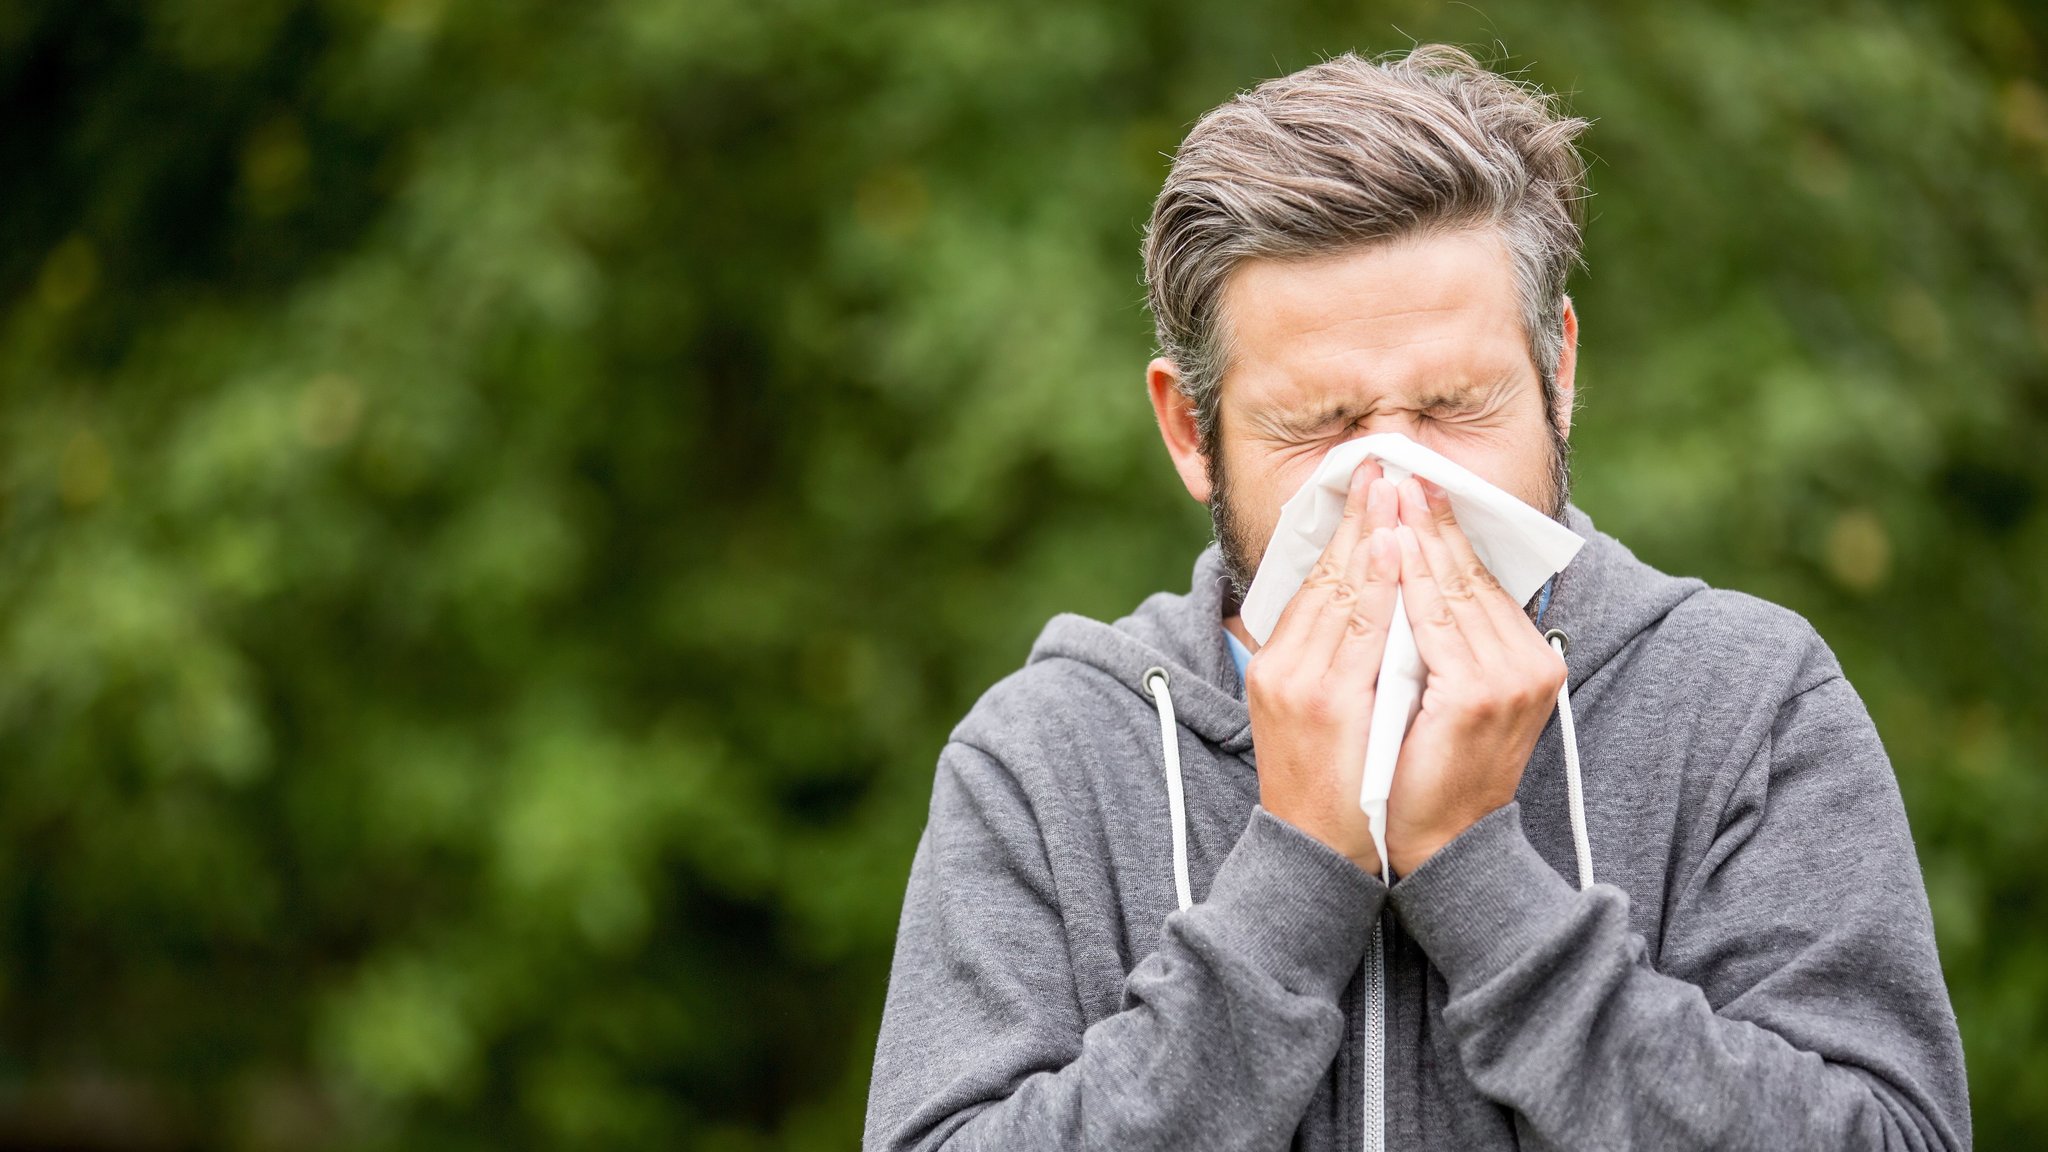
[1191,228,1574,607]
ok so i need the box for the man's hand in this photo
[1243,459,1402,874]
[1382,476,1567,877]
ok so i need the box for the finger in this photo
[1408,479,1567,707]
[1325,470,1398,637]
[1327,525,1401,688]
[1408,479,1566,698]
[1416,477,1536,644]
[1296,471,1396,673]
[1324,459,1386,573]
[1395,522,1479,680]
[1339,478,1398,593]
[1397,478,1505,653]
[1321,476,1398,672]
[1368,471,1399,531]
[1264,458,1384,655]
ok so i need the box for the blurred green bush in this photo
[0,0,2042,1147]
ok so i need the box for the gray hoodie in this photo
[864,503,1970,1151]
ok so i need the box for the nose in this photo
[1343,412,1428,443]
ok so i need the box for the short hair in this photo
[1142,45,1591,457]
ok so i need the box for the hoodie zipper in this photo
[1363,914,1385,1152]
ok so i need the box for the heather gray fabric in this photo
[863,503,1971,1151]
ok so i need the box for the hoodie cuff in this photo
[1387,803,1579,992]
[1195,806,1387,1001]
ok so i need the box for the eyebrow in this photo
[1251,376,1516,437]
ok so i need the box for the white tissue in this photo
[1237,433,1585,881]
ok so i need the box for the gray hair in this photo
[1142,45,1592,458]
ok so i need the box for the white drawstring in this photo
[1545,629,1595,890]
[1143,666,1194,912]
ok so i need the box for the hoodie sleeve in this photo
[1387,673,1971,1152]
[863,739,1386,1152]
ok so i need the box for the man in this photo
[863,45,1970,1152]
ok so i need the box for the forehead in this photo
[1215,228,1531,414]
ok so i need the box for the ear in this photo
[1148,357,1213,504]
[1552,295,1578,440]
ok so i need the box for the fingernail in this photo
[1396,523,1418,549]
[1351,465,1371,494]
[1368,528,1391,569]
[1367,478,1391,516]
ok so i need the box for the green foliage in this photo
[1,0,2042,1146]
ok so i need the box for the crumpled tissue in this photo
[1237,433,1585,881]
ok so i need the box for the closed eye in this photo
[1423,404,1481,421]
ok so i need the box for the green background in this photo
[3,0,2043,1147]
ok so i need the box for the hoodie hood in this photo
[1024,501,1706,758]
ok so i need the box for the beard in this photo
[1207,417,1572,617]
